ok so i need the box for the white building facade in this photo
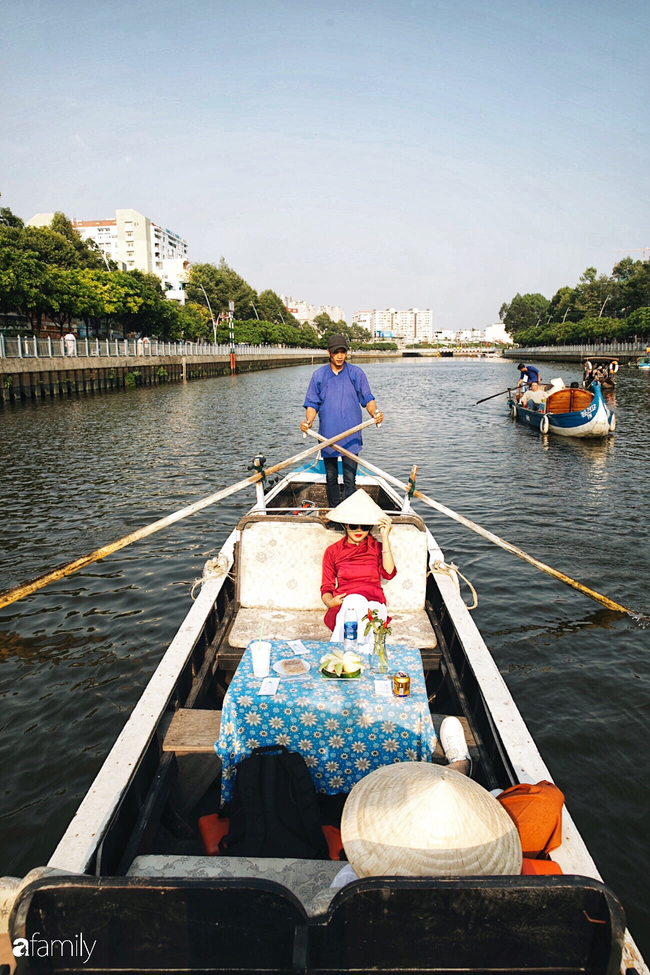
[280,295,344,326]
[484,322,514,345]
[28,209,189,303]
[352,308,434,345]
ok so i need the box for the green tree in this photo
[49,211,105,270]
[187,258,257,321]
[0,207,24,228]
[500,292,550,335]
[256,289,295,324]
[0,228,50,328]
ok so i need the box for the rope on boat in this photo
[431,560,479,610]
[190,553,232,600]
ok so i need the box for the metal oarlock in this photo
[402,465,418,514]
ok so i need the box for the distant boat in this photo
[508,380,615,437]
[582,356,619,389]
[634,354,650,370]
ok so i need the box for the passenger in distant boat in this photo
[520,382,546,410]
[516,363,541,399]
[301,335,383,508]
[321,490,396,644]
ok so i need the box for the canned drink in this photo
[393,671,410,697]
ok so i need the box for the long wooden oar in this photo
[306,430,639,617]
[0,419,377,611]
[476,385,523,405]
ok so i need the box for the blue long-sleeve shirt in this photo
[303,362,374,457]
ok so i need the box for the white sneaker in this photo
[440,716,470,764]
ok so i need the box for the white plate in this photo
[273,658,311,677]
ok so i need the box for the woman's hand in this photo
[377,515,392,541]
[300,419,312,433]
[324,592,347,609]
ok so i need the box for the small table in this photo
[215,640,437,805]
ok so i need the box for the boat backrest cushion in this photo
[238,521,427,612]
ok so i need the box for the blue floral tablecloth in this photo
[215,640,437,804]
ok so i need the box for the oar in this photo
[306,429,640,617]
[476,385,526,405]
[0,419,377,611]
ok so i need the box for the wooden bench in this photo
[162,709,222,754]
[162,709,474,763]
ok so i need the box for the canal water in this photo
[1,358,649,953]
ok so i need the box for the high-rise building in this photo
[352,308,434,344]
[27,209,189,303]
[280,295,344,326]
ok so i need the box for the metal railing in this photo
[509,341,647,355]
[0,336,329,359]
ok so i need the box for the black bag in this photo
[221,745,329,859]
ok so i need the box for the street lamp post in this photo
[198,284,217,344]
[599,295,612,318]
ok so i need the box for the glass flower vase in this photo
[370,628,389,674]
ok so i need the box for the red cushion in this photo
[198,815,230,856]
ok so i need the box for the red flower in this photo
[384,616,392,627]
[366,609,374,621]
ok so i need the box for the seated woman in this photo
[321,489,396,644]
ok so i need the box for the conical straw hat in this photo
[326,489,387,525]
[341,763,522,878]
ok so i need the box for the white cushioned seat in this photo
[229,607,437,649]
[127,855,342,916]
[232,520,436,648]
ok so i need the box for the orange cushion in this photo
[521,857,563,875]
[322,825,344,861]
[198,816,344,860]
[498,781,564,858]
[198,814,230,856]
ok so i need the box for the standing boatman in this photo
[300,334,383,508]
[516,362,541,399]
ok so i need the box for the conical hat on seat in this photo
[326,489,387,525]
[341,763,522,878]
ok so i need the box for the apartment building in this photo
[352,308,434,344]
[27,209,189,303]
[280,295,344,326]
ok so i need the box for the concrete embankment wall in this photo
[0,353,326,406]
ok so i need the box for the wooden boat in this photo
[2,460,645,974]
[508,380,616,437]
[583,356,619,389]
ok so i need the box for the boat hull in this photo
[512,384,613,438]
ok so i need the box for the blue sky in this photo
[1,0,648,328]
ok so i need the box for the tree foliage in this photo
[500,258,650,346]
[0,210,321,346]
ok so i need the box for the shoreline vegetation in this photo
[500,259,650,348]
[0,207,397,352]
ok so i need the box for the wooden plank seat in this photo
[162,709,221,753]
[161,710,471,759]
